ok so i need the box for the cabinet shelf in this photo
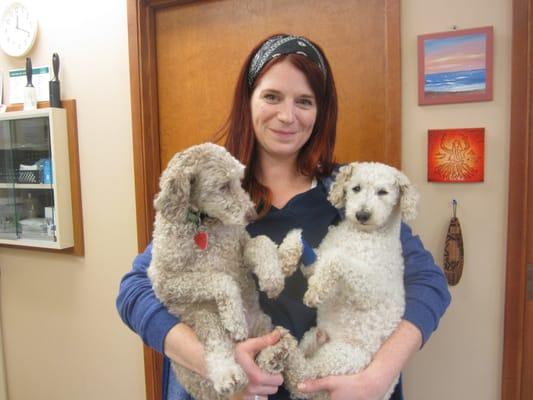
[0,183,53,189]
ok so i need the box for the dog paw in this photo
[258,271,285,299]
[278,229,303,276]
[211,363,248,396]
[303,289,324,308]
[303,277,325,307]
[256,328,297,374]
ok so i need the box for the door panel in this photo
[155,0,400,168]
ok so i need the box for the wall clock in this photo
[0,2,38,57]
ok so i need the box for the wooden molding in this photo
[128,1,163,399]
[3,99,85,256]
[502,0,532,398]
[385,0,402,169]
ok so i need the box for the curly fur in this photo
[279,162,419,400]
[148,143,302,399]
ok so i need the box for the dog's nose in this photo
[356,211,371,223]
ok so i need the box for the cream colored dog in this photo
[280,162,419,400]
[148,143,301,400]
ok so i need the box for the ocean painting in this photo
[418,27,493,105]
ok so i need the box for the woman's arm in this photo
[116,244,212,377]
[115,244,180,353]
[400,223,451,346]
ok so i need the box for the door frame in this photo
[502,0,532,398]
[127,1,401,399]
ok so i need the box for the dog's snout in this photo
[356,211,371,223]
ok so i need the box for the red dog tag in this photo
[194,231,208,250]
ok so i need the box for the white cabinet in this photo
[0,108,73,249]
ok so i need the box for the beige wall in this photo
[0,0,144,399]
[0,0,512,399]
[401,1,511,399]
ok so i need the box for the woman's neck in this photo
[257,152,313,209]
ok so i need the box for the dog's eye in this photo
[220,182,231,192]
[352,185,361,193]
[377,189,388,196]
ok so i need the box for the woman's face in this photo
[250,59,318,162]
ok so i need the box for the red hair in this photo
[217,34,338,214]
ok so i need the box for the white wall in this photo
[0,1,144,399]
[401,1,511,399]
[0,0,512,399]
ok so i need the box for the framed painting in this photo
[418,26,493,105]
[428,128,485,183]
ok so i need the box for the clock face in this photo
[0,2,38,57]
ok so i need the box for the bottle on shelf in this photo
[23,192,42,219]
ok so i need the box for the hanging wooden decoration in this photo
[444,199,464,285]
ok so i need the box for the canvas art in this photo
[428,128,485,183]
[418,26,493,105]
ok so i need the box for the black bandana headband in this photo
[248,35,327,87]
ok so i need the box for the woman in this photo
[117,34,451,400]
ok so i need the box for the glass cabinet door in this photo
[0,117,56,242]
[0,119,17,238]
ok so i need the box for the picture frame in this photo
[428,128,485,183]
[418,26,493,105]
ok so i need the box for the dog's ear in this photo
[154,149,197,222]
[395,169,419,221]
[328,164,355,209]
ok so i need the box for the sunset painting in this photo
[428,128,485,183]
[418,27,493,105]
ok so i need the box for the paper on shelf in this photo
[8,66,50,104]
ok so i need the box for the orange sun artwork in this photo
[428,128,485,182]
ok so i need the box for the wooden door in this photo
[128,1,400,399]
[503,0,533,398]
[155,0,400,169]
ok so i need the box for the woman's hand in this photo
[234,330,284,400]
[297,368,390,400]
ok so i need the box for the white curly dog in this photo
[148,143,302,400]
[280,162,419,400]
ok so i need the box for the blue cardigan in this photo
[116,178,451,399]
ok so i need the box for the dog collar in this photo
[186,208,209,250]
[186,208,206,226]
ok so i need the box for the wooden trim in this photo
[146,0,199,9]
[385,0,401,169]
[3,100,84,256]
[63,100,84,256]
[128,0,161,251]
[502,0,532,398]
[128,1,163,399]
